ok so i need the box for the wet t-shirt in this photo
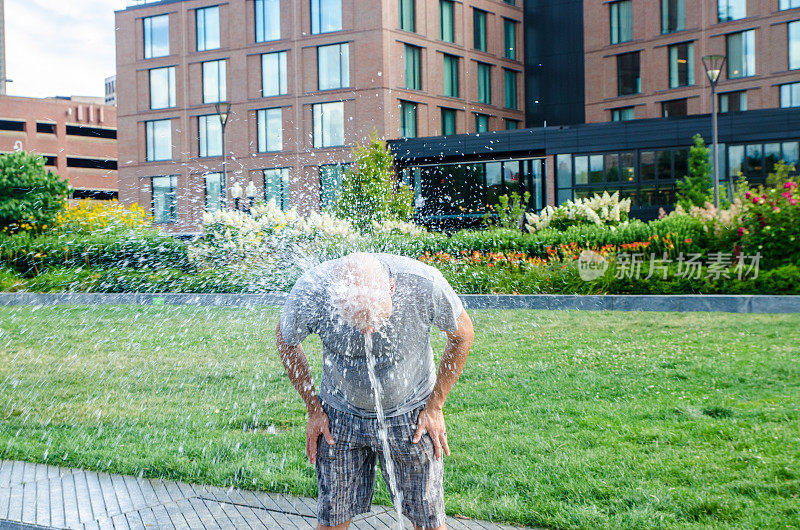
[279,253,464,418]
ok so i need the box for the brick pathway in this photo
[0,460,533,530]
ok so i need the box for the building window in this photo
[318,43,349,90]
[443,54,459,97]
[611,107,634,121]
[204,172,224,212]
[441,108,456,135]
[196,6,220,51]
[198,115,222,157]
[781,0,800,9]
[152,176,177,223]
[504,19,517,60]
[313,101,344,148]
[202,60,226,104]
[505,119,519,130]
[320,163,347,209]
[475,113,489,132]
[504,69,518,109]
[404,44,422,90]
[145,120,171,161]
[262,51,288,97]
[790,21,800,70]
[727,30,755,79]
[311,0,342,34]
[718,0,746,22]
[264,168,289,209]
[477,62,491,104]
[143,15,169,59]
[255,0,280,42]
[400,101,417,138]
[720,90,747,112]
[399,0,415,32]
[610,1,633,44]
[473,9,487,52]
[149,66,176,109]
[780,82,800,107]
[662,98,688,117]
[257,108,282,152]
[440,0,454,42]
[661,0,685,33]
[669,42,694,88]
[617,51,640,96]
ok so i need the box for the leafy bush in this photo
[54,200,152,234]
[676,134,713,209]
[0,267,23,291]
[483,192,530,230]
[0,151,70,234]
[525,191,631,233]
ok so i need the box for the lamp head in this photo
[214,101,231,127]
[245,180,257,198]
[231,181,243,199]
[702,55,726,85]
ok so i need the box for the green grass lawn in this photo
[0,305,798,529]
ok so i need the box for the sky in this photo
[5,0,128,99]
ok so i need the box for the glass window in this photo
[727,30,755,79]
[505,119,519,130]
[149,66,176,109]
[202,60,226,104]
[440,0,454,42]
[198,115,222,157]
[589,155,603,183]
[621,152,635,182]
[320,164,346,209]
[318,43,349,90]
[311,0,342,34]
[400,101,417,138]
[477,62,491,104]
[790,21,800,70]
[765,143,781,174]
[574,156,589,184]
[662,98,688,117]
[146,119,172,161]
[313,101,344,148]
[657,150,672,179]
[504,19,517,60]
[443,54,459,97]
[617,52,640,96]
[782,142,799,166]
[780,82,800,107]
[719,90,747,112]
[485,161,502,206]
[152,175,177,223]
[728,145,745,178]
[204,172,224,212]
[257,108,282,152]
[674,148,689,177]
[781,0,800,9]
[718,0,746,22]
[196,6,220,51]
[264,168,289,209]
[262,51,288,97]
[605,154,620,182]
[144,15,169,59]
[556,154,572,189]
[557,189,573,204]
[255,0,280,42]
[473,9,487,51]
[661,0,685,33]
[441,108,456,135]
[610,1,633,44]
[745,144,763,176]
[404,44,422,90]
[669,42,694,88]
[504,70,518,109]
[475,113,489,132]
[399,0,415,32]
[611,107,634,121]
[641,151,655,180]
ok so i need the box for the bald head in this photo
[329,253,394,334]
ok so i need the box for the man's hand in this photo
[413,405,450,459]
[306,408,334,465]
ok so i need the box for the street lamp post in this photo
[245,180,257,211]
[214,101,231,207]
[702,54,726,209]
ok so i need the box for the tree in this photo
[675,134,712,209]
[0,151,71,234]
[334,131,414,232]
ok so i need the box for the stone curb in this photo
[1,292,799,313]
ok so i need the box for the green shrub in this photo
[676,134,713,209]
[0,151,71,234]
[0,267,23,291]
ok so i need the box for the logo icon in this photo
[577,250,608,281]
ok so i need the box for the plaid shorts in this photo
[316,401,446,529]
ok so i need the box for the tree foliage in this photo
[333,131,414,232]
[675,134,713,209]
[0,151,71,234]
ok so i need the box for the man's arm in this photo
[275,321,334,464]
[412,309,475,459]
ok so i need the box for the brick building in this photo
[0,95,118,200]
[115,0,525,234]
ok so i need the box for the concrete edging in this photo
[0,292,799,313]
